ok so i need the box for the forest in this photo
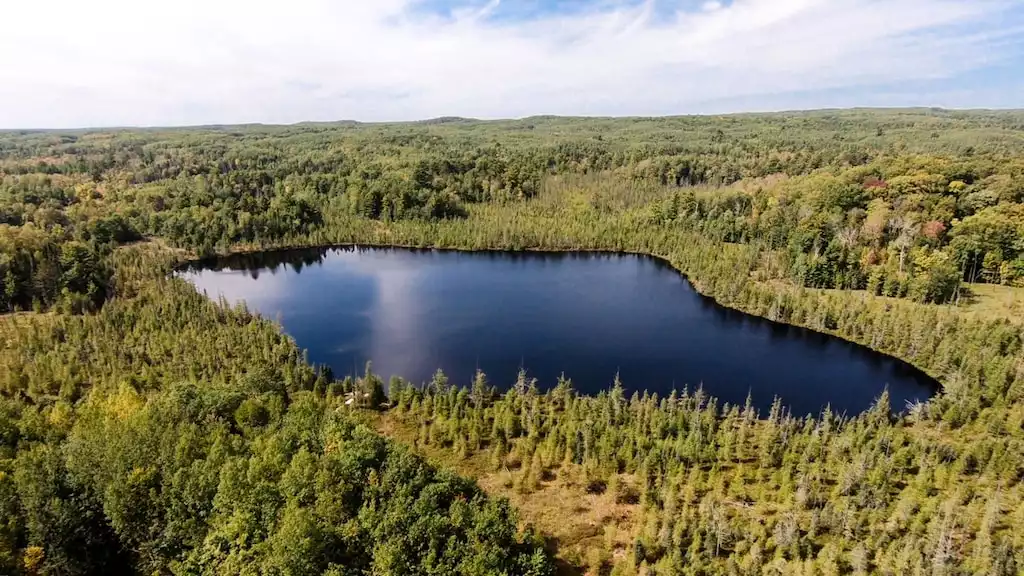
[1,109,1023,575]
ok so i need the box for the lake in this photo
[182,246,938,416]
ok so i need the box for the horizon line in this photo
[3,105,1024,133]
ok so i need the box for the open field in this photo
[960,283,1024,324]
[370,412,641,576]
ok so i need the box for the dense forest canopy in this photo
[2,109,1024,312]
[1,109,1023,575]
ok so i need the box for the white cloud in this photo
[0,0,1018,127]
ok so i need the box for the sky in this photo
[1,0,1022,128]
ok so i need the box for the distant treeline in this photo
[2,110,1024,311]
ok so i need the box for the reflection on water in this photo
[181,246,939,416]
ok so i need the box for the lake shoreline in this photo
[180,241,942,414]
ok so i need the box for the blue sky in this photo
[1,0,1022,127]
[411,0,660,21]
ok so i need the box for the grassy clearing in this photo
[781,278,1024,326]
[958,282,1024,324]
[368,412,640,576]
[0,312,54,343]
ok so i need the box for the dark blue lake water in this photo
[182,246,937,416]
